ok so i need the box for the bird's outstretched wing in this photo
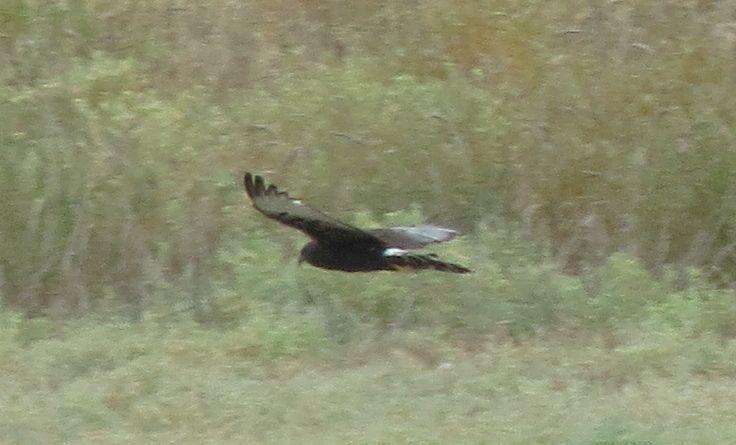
[368,225,459,249]
[244,173,381,246]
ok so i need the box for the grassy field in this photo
[3,240,736,443]
[3,335,733,444]
[2,1,736,443]
[3,312,736,444]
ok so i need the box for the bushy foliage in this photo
[2,0,736,312]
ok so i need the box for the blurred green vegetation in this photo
[2,0,736,443]
[3,258,736,443]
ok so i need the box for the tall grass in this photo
[2,0,736,312]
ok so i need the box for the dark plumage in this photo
[243,173,471,273]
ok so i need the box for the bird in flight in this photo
[243,173,471,273]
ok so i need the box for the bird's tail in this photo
[388,253,472,274]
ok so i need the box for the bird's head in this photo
[298,242,314,267]
[298,241,319,267]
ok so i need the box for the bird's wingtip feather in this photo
[254,175,265,196]
[244,172,254,198]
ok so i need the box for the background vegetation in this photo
[2,0,736,443]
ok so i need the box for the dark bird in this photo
[243,173,471,273]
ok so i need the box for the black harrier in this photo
[244,173,471,273]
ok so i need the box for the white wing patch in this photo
[383,248,409,257]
